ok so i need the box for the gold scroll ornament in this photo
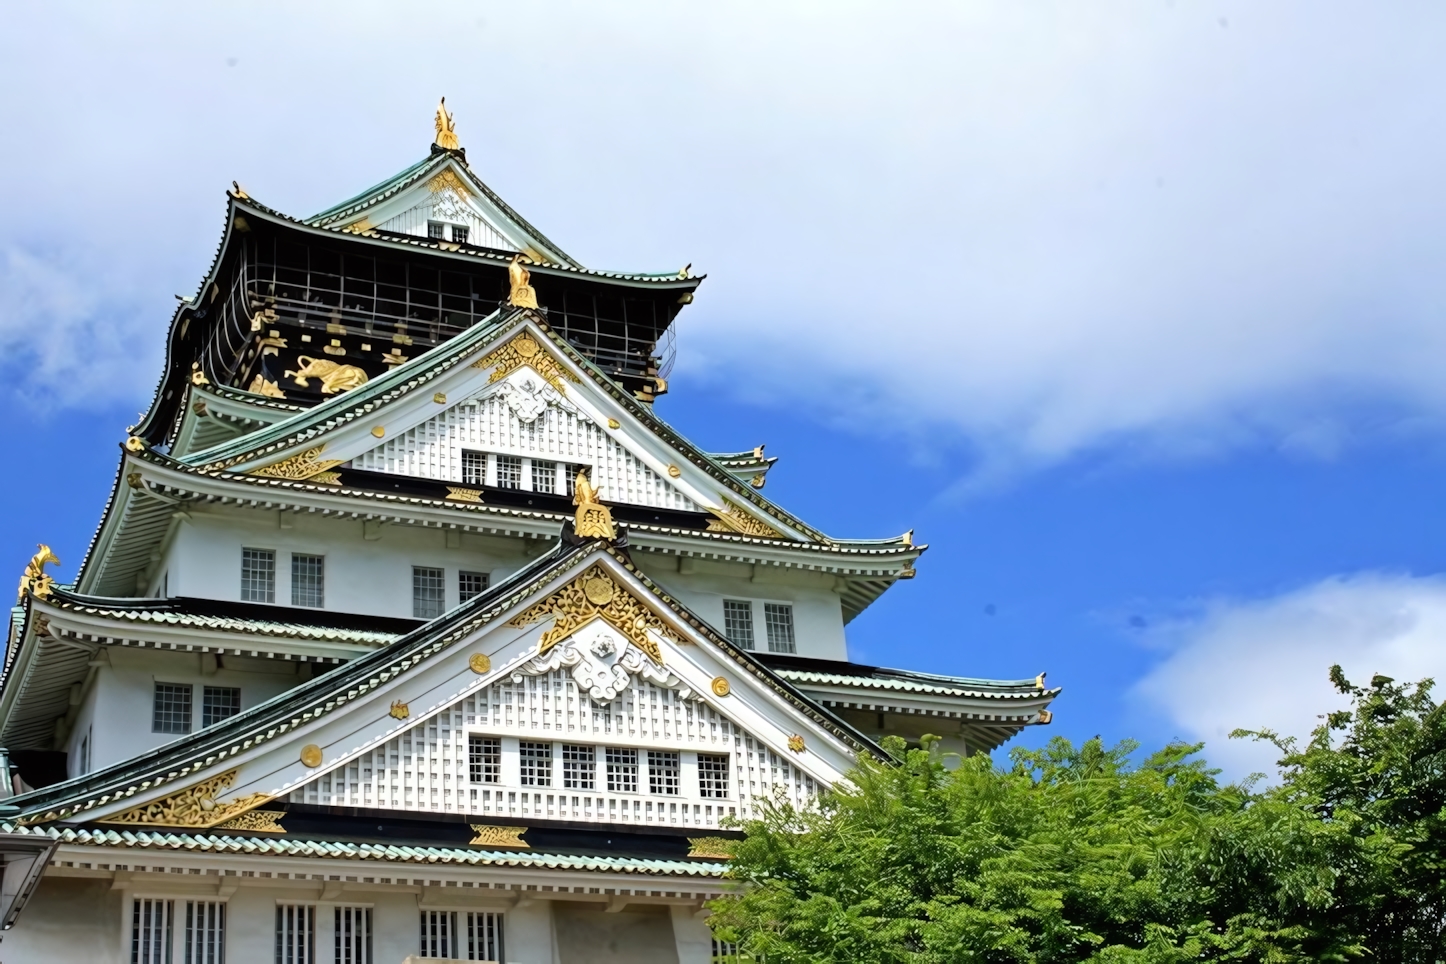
[97,769,270,829]
[213,810,286,834]
[687,837,737,860]
[250,445,345,482]
[473,331,577,394]
[285,357,368,395]
[705,498,784,538]
[469,825,528,849]
[508,563,675,665]
[16,545,59,603]
[507,254,540,310]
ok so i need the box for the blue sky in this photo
[4,1,1446,777]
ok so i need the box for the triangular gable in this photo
[19,545,875,834]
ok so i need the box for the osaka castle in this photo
[0,102,1058,963]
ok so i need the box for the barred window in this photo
[184,900,225,964]
[276,903,316,964]
[465,912,504,963]
[427,221,445,240]
[202,686,241,728]
[413,566,446,619]
[132,898,173,964]
[496,455,522,489]
[461,450,486,486]
[532,460,556,494]
[764,603,795,654]
[723,600,755,650]
[469,735,500,784]
[451,225,469,245]
[606,747,638,793]
[648,750,680,795]
[420,910,503,961]
[153,683,192,734]
[565,469,578,497]
[519,741,552,787]
[241,547,275,603]
[713,938,742,962]
[291,553,325,608]
[459,570,489,603]
[335,906,372,964]
[562,744,595,790]
[698,753,730,798]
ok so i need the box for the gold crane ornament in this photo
[573,471,615,540]
[17,545,59,603]
[508,254,540,310]
[434,98,459,151]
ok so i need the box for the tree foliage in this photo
[708,667,1445,962]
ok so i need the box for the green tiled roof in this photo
[44,594,398,646]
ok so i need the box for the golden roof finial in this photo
[17,544,59,603]
[434,97,459,151]
[508,254,541,310]
[573,471,616,541]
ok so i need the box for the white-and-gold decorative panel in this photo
[379,198,519,251]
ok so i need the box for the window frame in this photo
[291,552,325,609]
[764,601,796,654]
[469,734,500,785]
[606,746,639,794]
[412,565,446,619]
[518,741,552,787]
[697,752,730,799]
[201,685,242,728]
[722,599,755,651]
[459,570,489,603]
[152,682,193,735]
[241,547,276,603]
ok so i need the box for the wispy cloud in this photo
[1132,573,1446,779]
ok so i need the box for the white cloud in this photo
[4,3,1446,466]
[1133,573,1446,780]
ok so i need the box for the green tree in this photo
[708,667,1444,962]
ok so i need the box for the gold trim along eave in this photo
[94,769,273,830]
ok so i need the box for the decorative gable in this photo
[372,169,521,252]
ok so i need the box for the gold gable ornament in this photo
[16,545,59,603]
[250,445,345,482]
[509,562,675,664]
[573,471,616,541]
[97,769,271,829]
[507,254,540,310]
[473,331,577,394]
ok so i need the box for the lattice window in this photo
[723,600,755,650]
[649,750,680,795]
[413,566,446,619]
[132,898,173,964]
[698,753,730,798]
[764,603,795,654]
[153,683,192,734]
[532,459,557,494]
[496,455,522,489]
[241,547,275,603]
[291,554,325,608]
[459,570,489,603]
[202,686,240,728]
[451,225,469,245]
[335,906,372,964]
[461,450,485,486]
[606,747,638,793]
[562,744,595,790]
[427,221,445,240]
[183,900,225,964]
[276,904,315,964]
[519,741,551,786]
[469,735,500,784]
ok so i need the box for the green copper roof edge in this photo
[307,154,440,224]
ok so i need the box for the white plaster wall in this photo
[160,507,538,619]
[3,877,124,963]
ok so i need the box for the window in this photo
[427,221,445,240]
[495,455,522,489]
[606,747,638,793]
[459,571,489,603]
[153,683,192,734]
[461,450,486,487]
[713,938,742,962]
[561,744,595,790]
[519,741,552,787]
[451,225,469,245]
[723,600,755,650]
[202,686,241,728]
[648,750,680,795]
[764,603,795,654]
[335,906,372,964]
[413,566,446,619]
[242,548,276,603]
[564,469,578,497]
[132,898,173,964]
[531,460,556,494]
[276,904,316,964]
[469,735,500,784]
[183,900,225,964]
[419,911,504,961]
[698,753,730,798]
[292,554,325,608]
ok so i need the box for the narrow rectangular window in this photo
[419,910,458,959]
[565,468,578,497]
[275,904,315,964]
[764,603,795,654]
[531,460,556,494]
[412,566,446,619]
[291,554,325,608]
[496,455,522,490]
[451,225,469,245]
[713,938,741,961]
[465,912,505,963]
[648,750,680,795]
[132,898,173,964]
[427,221,445,240]
[561,744,595,790]
[183,900,225,964]
[723,600,755,651]
[606,747,638,793]
[518,741,552,787]
[241,548,276,603]
[469,735,500,784]
[461,450,486,487]
[153,683,192,734]
[459,570,489,603]
[335,906,372,964]
[698,753,730,799]
[202,686,241,728]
